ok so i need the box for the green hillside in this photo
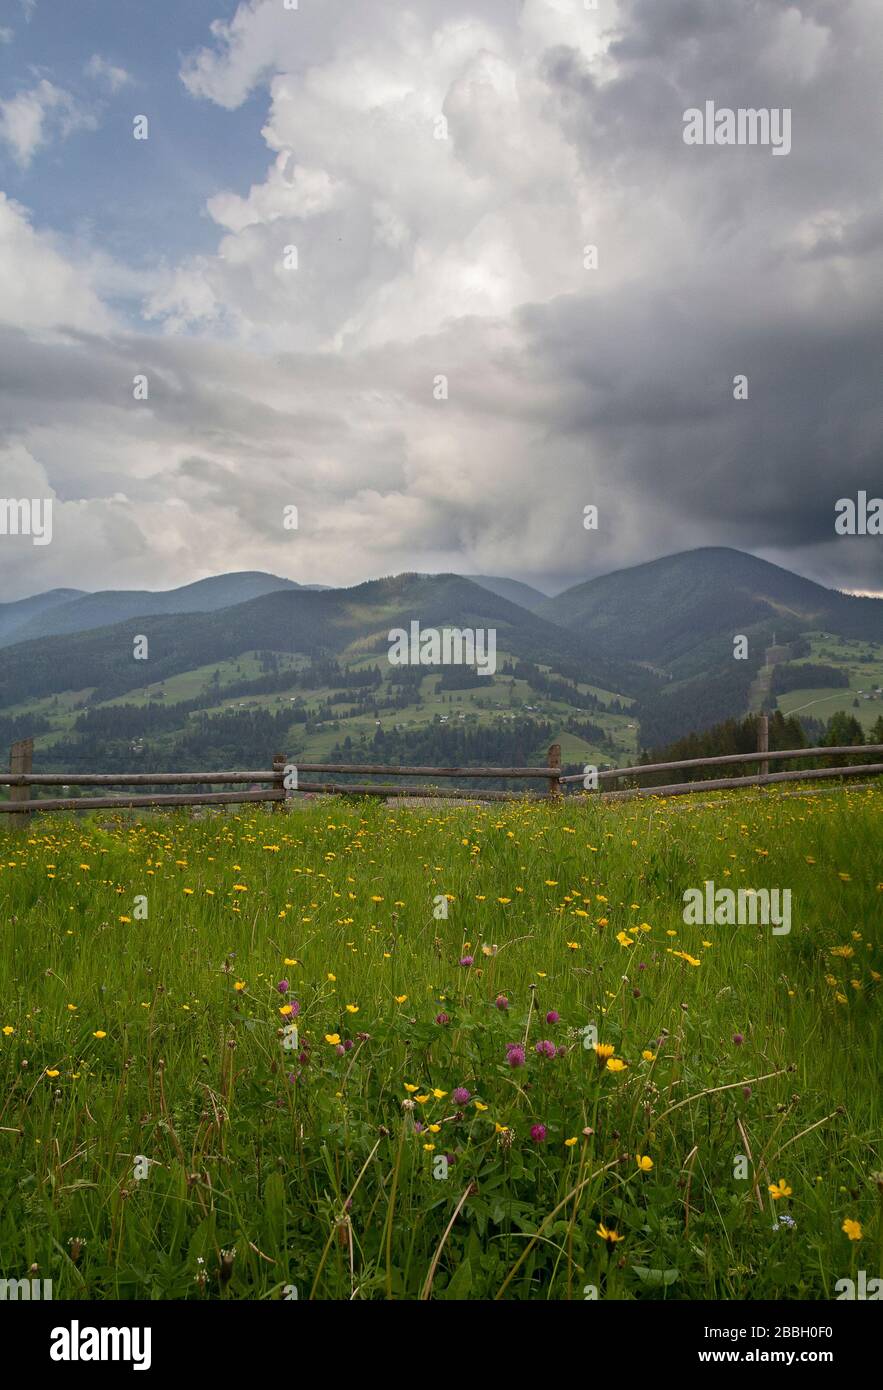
[0,574,650,779]
[540,547,883,666]
[2,553,881,776]
[538,549,883,748]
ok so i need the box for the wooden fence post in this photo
[757,714,769,778]
[548,743,562,798]
[272,751,286,811]
[9,738,33,824]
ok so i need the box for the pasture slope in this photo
[0,786,880,1300]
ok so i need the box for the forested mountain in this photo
[2,550,880,773]
[0,572,654,710]
[540,548,883,666]
[0,571,315,647]
[466,575,549,612]
[0,588,86,645]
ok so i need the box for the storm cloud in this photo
[0,0,880,601]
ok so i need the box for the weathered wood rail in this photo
[1,732,882,816]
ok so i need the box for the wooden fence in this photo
[2,726,883,816]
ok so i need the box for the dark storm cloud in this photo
[1,0,881,598]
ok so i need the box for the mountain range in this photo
[0,572,330,647]
[0,548,880,760]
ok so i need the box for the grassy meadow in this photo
[0,787,880,1301]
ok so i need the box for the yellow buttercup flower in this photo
[636,1154,653,1172]
[606,1057,627,1072]
[325,1033,341,1046]
[841,1218,862,1241]
[768,1179,792,1200]
[597,1223,624,1246]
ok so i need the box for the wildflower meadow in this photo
[0,787,880,1301]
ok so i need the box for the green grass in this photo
[775,632,883,732]
[0,787,880,1300]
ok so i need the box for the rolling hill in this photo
[466,575,550,612]
[536,548,883,746]
[0,588,87,646]
[0,571,324,647]
[538,547,883,668]
[0,572,651,711]
[1,550,880,771]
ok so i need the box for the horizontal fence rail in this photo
[0,789,281,814]
[0,765,561,786]
[558,744,883,783]
[2,735,882,815]
[594,762,883,801]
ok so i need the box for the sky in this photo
[0,0,881,602]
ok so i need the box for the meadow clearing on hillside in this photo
[0,788,880,1301]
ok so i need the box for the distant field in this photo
[775,633,883,732]
[13,646,640,770]
[0,787,879,1300]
